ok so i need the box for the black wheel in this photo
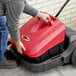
[72,49,76,66]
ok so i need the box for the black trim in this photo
[55,0,70,17]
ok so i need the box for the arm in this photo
[23,2,51,22]
[5,0,25,42]
[5,0,25,53]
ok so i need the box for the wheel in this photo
[72,49,76,66]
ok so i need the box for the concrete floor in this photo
[0,25,76,76]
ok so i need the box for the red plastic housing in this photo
[10,13,65,58]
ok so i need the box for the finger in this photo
[21,42,26,51]
[44,18,48,22]
[7,44,12,50]
[17,48,23,54]
[22,45,26,51]
[48,15,51,19]
[46,14,51,19]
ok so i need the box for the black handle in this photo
[55,0,70,17]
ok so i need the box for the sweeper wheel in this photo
[72,49,76,66]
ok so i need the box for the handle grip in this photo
[46,18,54,26]
[40,11,55,26]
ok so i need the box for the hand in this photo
[7,44,12,50]
[15,41,26,54]
[36,11,51,22]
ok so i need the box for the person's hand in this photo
[36,11,51,22]
[15,41,26,54]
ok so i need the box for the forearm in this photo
[23,3,38,17]
[8,27,20,42]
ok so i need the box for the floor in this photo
[0,25,76,76]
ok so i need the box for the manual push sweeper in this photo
[8,0,76,72]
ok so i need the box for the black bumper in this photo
[10,27,76,72]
